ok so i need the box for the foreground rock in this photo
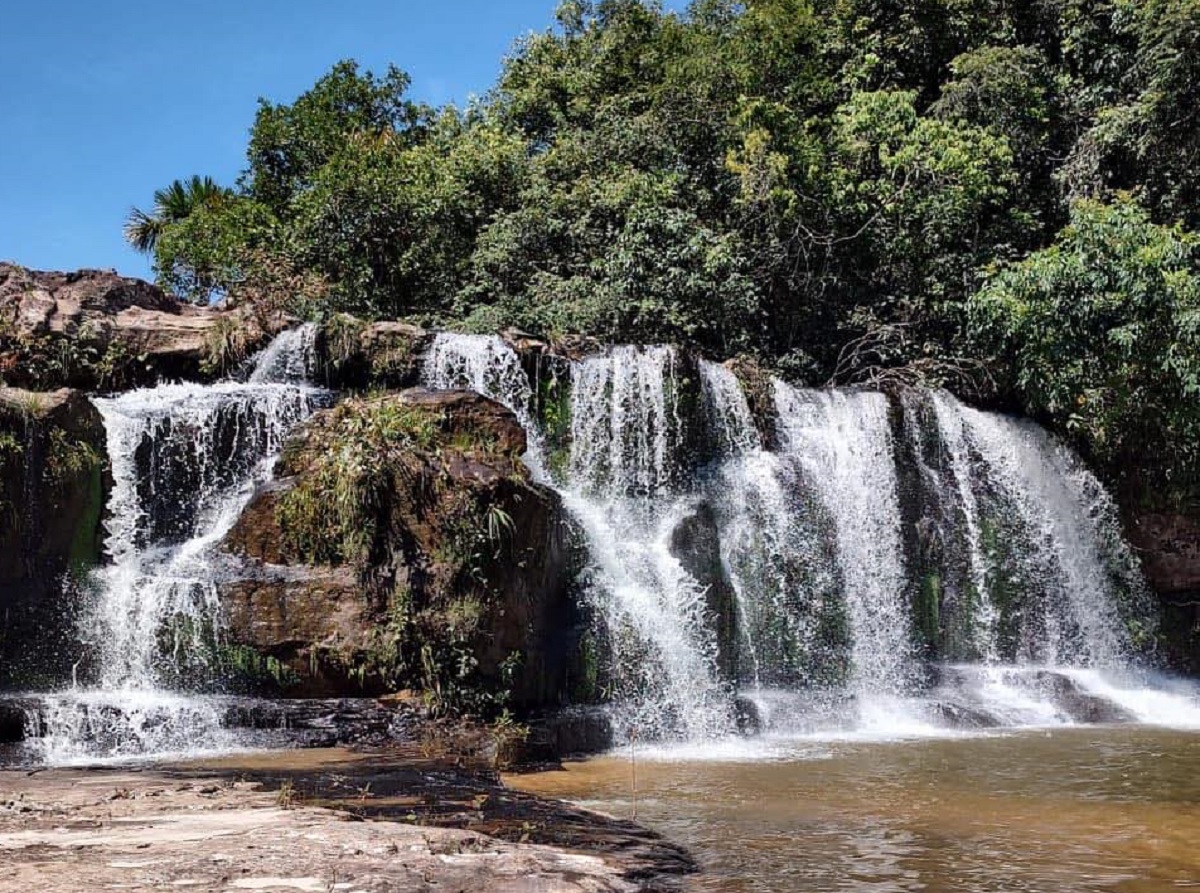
[0,387,107,686]
[0,263,282,390]
[0,757,681,893]
[219,388,583,708]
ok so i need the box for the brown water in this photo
[510,728,1200,892]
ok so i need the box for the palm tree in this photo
[123,175,233,253]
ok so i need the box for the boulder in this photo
[0,387,108,687]
[313,316,429,390]
[669,502,739,681]
[218,389,581,711]
[0,263,282,390]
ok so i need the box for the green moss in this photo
[916,572,942,654]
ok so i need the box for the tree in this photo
[244,60,427,213]
[152,197,277,304]
[969,198,1200,496]
[123,176,233,254]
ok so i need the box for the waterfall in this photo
[247,321,317,384]
[30,328,328,762]
[84,381,322,688]
[565,347,731,739]
[698,359,760,457]
[943,395,1145,667]
[415,336,1192,743]
[773,384,918,696]
[424,336,733,740]
[422,332,546,478]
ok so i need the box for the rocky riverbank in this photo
[0,745,693,893]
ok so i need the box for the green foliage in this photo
[277,400,440,567]
[131,0,1200,499]
[124,175,235,255]
[153,197,278,304]
[969,198,1200,496]
[245,59,428,211]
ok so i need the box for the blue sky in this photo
[1,0,683,280]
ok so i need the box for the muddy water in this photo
[509,728,1200,892]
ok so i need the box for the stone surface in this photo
[219,389,581,708]
[0,387,108,687]
[0,762,671,893]
[313,317,430,390]
[1127,512,1200,597]
[0,263,282,390]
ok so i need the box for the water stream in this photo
[27,325,328,762]
[422,334,1198,743]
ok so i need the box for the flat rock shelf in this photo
[0,746,694,893]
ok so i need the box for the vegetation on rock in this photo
[221,391,579,715]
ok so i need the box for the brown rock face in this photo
[1128,513,1200,596]
[0,387,108,686]
[219,389,580,710]
[313,317,429,390]
[0,263,280,390]
[1126,512,1200,673]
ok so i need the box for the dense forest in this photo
[127,0,1200,507]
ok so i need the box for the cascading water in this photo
[773,383,917,696]
[419,335,1199,745]
[425,335,733,739]
[564,347,731,739]
[423,333,546,477]
[29,324,328,763]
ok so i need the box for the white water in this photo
[16,329,1189,764]
[28,330,327,763]
[927,391,1001,661]
[773,383,918,696]
[247,321,317,384]
[423,332,546,478]
[414,336,1195,748]
[949,397,1140,666]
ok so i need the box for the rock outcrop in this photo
[0,387,108,686]
[669,503,739,681]
[219,389,582,710]
[0,263,281,390]
[1127,512,1200,672]
[312,315,429,390]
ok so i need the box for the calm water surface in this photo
[509,727,1200,892]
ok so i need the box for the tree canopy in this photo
[127,0,1200,503]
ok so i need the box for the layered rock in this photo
[0,387,108,686]
[0,263,282,390]
[219,388,581,710]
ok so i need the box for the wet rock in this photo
[1032,671,1137,724]
[733,696,763,735]
[0,699,36,743]
[1127,512,1200,596]
[669,503,739,681]
[520,707,615,762]
[313,316,430,390]
[219,390,579,710]
[928,701,1000,729]
[0,388,108,687]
